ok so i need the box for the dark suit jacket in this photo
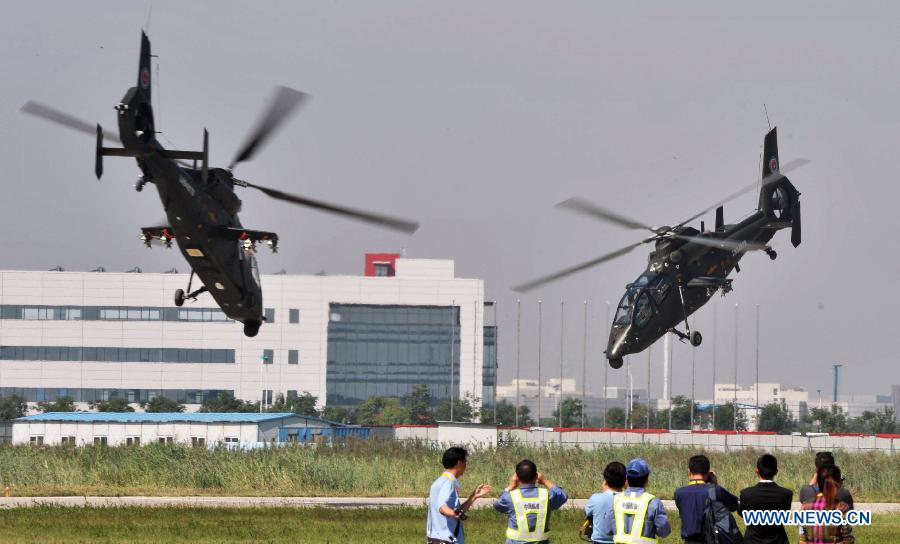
[739,481,793,544]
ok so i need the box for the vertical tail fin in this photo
[137,31,152,100]
[762,127,778,177]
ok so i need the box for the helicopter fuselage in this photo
[605,178,799,366]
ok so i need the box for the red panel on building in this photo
[364,253,400,277]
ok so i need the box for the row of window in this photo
[0,388,232,404]
[0,346,235,364]
[32,436,232,447]
[0,305,301,324]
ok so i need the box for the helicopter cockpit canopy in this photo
[613,272,674,329]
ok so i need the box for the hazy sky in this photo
[2,2,898,400]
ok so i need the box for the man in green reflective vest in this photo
[494,459,569,543]
[611,458,671,543]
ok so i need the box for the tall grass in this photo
[0,441,897,501]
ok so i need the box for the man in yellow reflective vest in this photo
[611,458,671,543]
[494,459,569,543]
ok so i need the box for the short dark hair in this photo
[627,475,648,488]
[603,461,626,489]
[757,454,778,479]
[516,459,538,484]
[442,447,468,469]
[815,451,835,470]
[689,455,711,476]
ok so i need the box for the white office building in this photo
[0,256,496,412]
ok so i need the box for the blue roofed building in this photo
[11,412,363,446]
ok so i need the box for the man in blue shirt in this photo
[674,454,739,543]
[494,459,568,543]
[427,446,492,544]
[584,461,626,544]
[611,458,671,542]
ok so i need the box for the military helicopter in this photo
[21,32,419,337]
[514,128,806,369]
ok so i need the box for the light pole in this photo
[604,301,610,427]
[537,300,543,425]
[733,303,739,431]
[581,300,587,428]
[559,300,565,428]
[515,299,521,427]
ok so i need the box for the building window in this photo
[93,436,108,446]
[60,436,76,446]
[289,309,300,324]
[158,436,174,445]
[326,304,460,406]
[374,263,391,277]
[224,437,239,444]
[265,308,275,323]
[29,436,44,446]
[262,349,274,365]
[288,350,299,365]
[191,437,206,447]
[287,390,298,400]
[261,389,273,406]
[126,437,141,446]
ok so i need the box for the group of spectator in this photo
[426,448,855,544]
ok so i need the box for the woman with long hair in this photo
[799,465,854,544]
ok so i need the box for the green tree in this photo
[848,407,895,434]
[200,392,259,413]
[269,392,319,416]
[0,395,27,420]
[142,396,186,413]
[434,394,480,423]
[322,405,358,424]
[670,396,694,430]
[631,403,652,429]
[758,400,793,433]
[713,402,748,431]
[357,397,410,425]
[90,398,134,412]
[605,407,627,428]
[552,398,584,427]
[37,396,76,413]
[805,405,847,433]
[493,400,533,426]
[404,385,434,424]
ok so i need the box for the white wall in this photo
[0,265,485,409]
[11,421,261,446]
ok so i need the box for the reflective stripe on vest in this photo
[506,487,551,542]
[613,492,658,544]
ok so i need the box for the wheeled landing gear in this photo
[608,357,624,369]
[690,330,703,347]
[174,272,207,307]
[765,246,778,260]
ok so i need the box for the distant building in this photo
[894,385,900,420]
[0,257,496,413]
[12,412,342,446]
[714,382,809,430]
[496,378,647,424]
[835,394,893,419]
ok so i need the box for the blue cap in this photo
[626,458,650,478]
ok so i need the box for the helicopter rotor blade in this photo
[236,179,419,234]
[672,234,767,252]
[228,86,310,170]
[512,241,646,293]
[556,197,657,233]
[20,101,121,143]
[673,158,810,229]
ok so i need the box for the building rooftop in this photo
[16,412,329,424]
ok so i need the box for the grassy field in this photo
[0,441,898,501]
[0,506,896,543]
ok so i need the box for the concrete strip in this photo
[1,496,899,513]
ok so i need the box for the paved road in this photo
[1,496,899,513]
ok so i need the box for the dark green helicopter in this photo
[22,32,419,337]
[514,128,806,368]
